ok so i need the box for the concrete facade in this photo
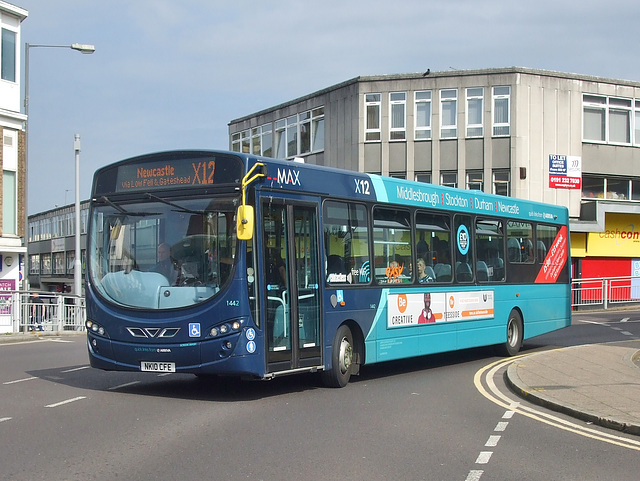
[229,67,640,279]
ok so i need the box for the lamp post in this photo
[23,42,95,292]
[73,135,81,298]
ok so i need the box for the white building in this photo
[0,1,27,332]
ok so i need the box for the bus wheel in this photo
[321,324,354,388]
[499,310,523,357]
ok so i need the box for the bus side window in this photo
[454,214,474,283]
[475,218,504,282]
[373,207,412,285]
[323,201,370,285]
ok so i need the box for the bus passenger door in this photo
[262,201,322,373]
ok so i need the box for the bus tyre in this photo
[322,324,354,388]
[499,310,523,357]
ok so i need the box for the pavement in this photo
[506,339,640,435]
[2,331,639,435]
[0,331,84,343]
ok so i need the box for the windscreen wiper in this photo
[99,196,158,216]
[144,193,203,214]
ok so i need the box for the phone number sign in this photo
[549,154,581,189]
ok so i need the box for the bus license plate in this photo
[141,361,176,373]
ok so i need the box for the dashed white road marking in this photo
[108,381,140,391]
[465,470,483,481]
[485,435,501,447]
[494,421,508,432]
[61,366,90,373]
[0,417,12,423]
[45,396,86,408]
[576,320,609,325]
[3,376,37,385]
[475,451,493,464]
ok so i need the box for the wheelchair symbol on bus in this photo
[246,328,256,341]
[189,323,201,338]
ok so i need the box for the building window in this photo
[271,109,324,159]
[299,111,311,154]
[365,93,381,141]
[633,180,640,201]
[286,115,297,157]
[415,173,431,183]
[67,251,75,274]
[583,94,632,145]
[493,170,510,196]
[53,252,65,275]
[414,91,432,140]
[311,107,325,152]
[275,119,286,158]
[41,254,51,275]
[466,88,484,137]
[582,174,638,200]
[609,97,631,144]
[233,125,273,157]
[635,101,640,146]
[440,89,457,139]
[251,127,262,156]
[231,132,240,152]
[1,28,16,82]
[261,124,273,157]
[2,171,16,234]
[231,130,250,153]
[273,116,301,158]
[492,86,511,136]
[29,254,40,275]
[2,130,17,235]
[466,171,483,191]
[390,92,406,141]
[441,171,457,188]
[81,207,89,234]
[583,95,606,142]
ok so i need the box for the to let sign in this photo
[549,154,581,189]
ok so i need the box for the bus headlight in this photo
[209,319,244,338]
[86,320,108,338]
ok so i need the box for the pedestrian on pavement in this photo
[30,292,44,332]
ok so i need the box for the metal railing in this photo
[572,276,640,310]
[0,291,86,334]
[0,278,633,332]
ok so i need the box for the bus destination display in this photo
[114,157,241,193]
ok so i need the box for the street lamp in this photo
[23,42,95,292]
[74,134,81,298]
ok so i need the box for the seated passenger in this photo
[416,258,434,283]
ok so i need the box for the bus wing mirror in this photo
[236,205,254,241]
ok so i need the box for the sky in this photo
[15,0,640,214]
